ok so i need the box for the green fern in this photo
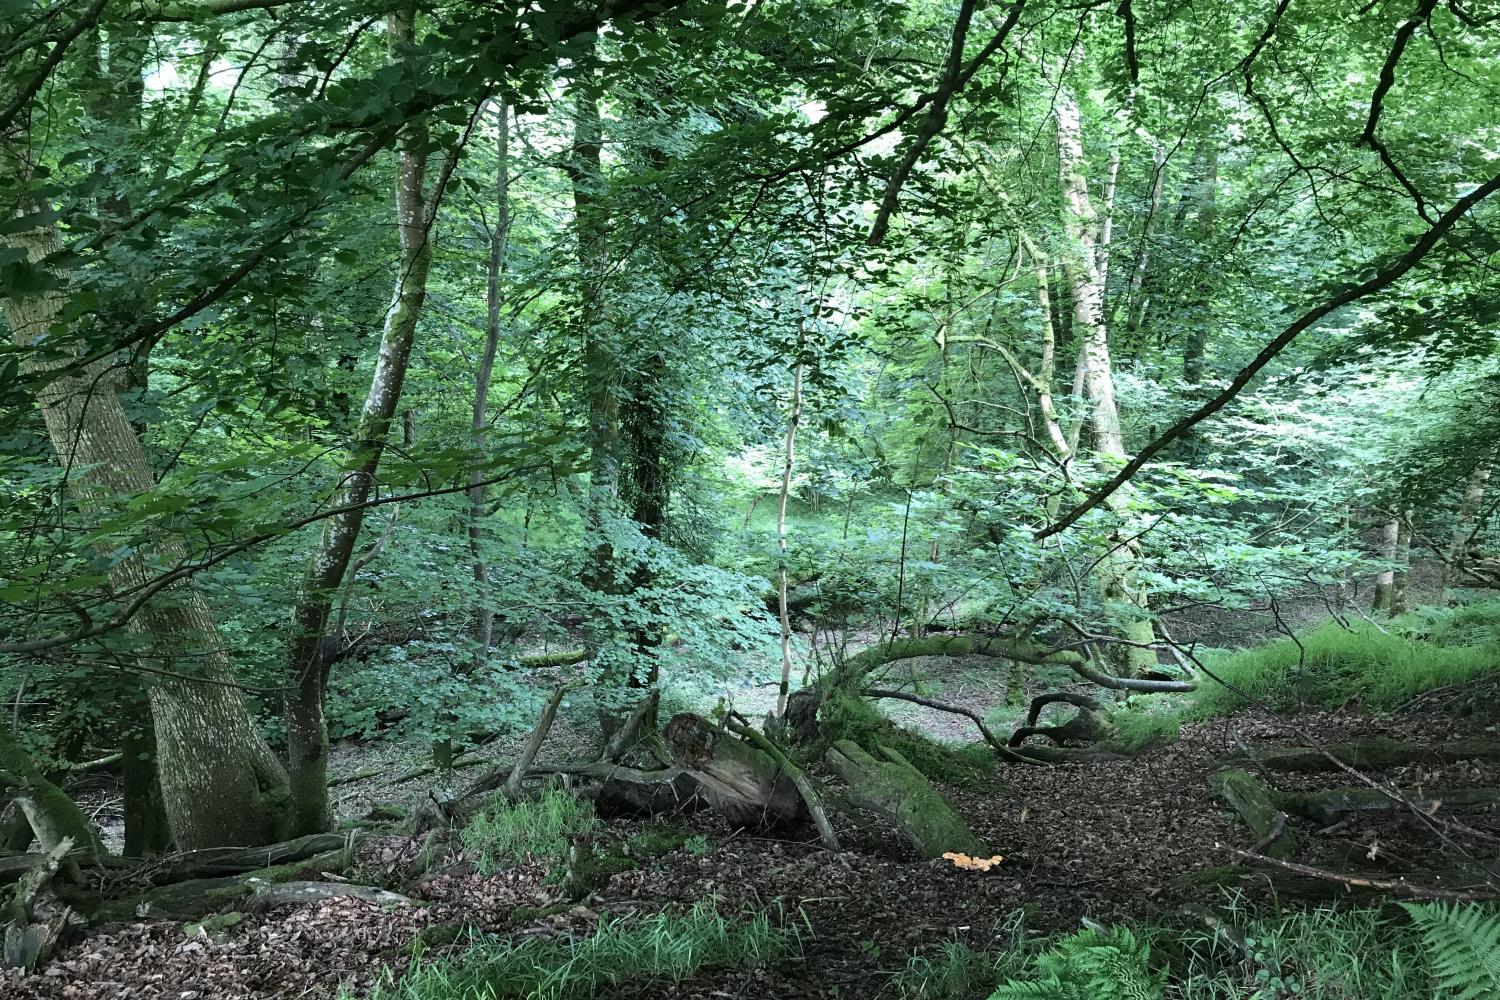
[988,926,1162,1000]
[1401,902,1500,1000]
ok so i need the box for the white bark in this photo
[1054,88,1159,676]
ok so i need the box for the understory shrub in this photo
[1391,599,1500,648]
[360,901,788,1000]
[460,785,597,873]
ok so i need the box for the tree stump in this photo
[824,740,988,859]
[1211,769,1296,859]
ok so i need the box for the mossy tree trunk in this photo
[1,152,291,850]
[0,726,102,857]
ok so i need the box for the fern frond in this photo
[1402,901,1500,1000]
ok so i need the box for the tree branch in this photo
[1038,169,1500,540]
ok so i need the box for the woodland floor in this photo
[9,684,1498,1000]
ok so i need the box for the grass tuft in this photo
[359,901,788,1000]
[1189,618,1500,715]
[460,785,598,874]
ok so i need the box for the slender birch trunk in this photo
[1389,518,1411,617]
[1120,139,1167,340]
[469,100,510,669]
[1055,89,1159,676]
[1373,516,1400,612]
[283,8,435,834]
[775,359,805,718]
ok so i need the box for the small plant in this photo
[361,901,787,1000]
[460,785,598,873]
[896,940,995,1000]
[1401,902,1500,1000]
[988,924,1162,1000]
[684,833,711,855]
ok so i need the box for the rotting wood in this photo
[1210,770,1296,860]
[825,740,987,859]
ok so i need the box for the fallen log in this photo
[1,837,79,970]
[663,714,805,828]
[724,718,839,850]
[246,880,412,913]
[825,740,987,859]
[1275,785,1500,826]
[1220,738,1500,774]
[74,846,354,923]
[593,766,706,817]
[1174,862,1500,902]
[1210,770,1296,860]
[140,833,351,884]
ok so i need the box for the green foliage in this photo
[1392,600,1500,649]
[1171,901,1433,999]
[895,903,1477,1000]
[988,926,1161,1000]
[459,787,597,874]
[1190,618,1500,715]
[1400,903,1500,1000]
[359,902,786,1000]
[818,691,995,787]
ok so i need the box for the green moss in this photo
[548,844,638,899]
[183,911,243,942]
[627,823,690,857]
[818,691,996,787]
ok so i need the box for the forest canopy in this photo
[2,0,1500,996]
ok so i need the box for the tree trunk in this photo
[1,181,290,851]
[1389,518,1411,617]
[122,712,170,857]
[1055,88,1159,676]
[775,360,804,717]
[1443,454,1492,600]
[469,100,510,670]
[284,8,435,835]
[1177,144,1220,384]
[1373,516,1400,612]
[661,714,806,827]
